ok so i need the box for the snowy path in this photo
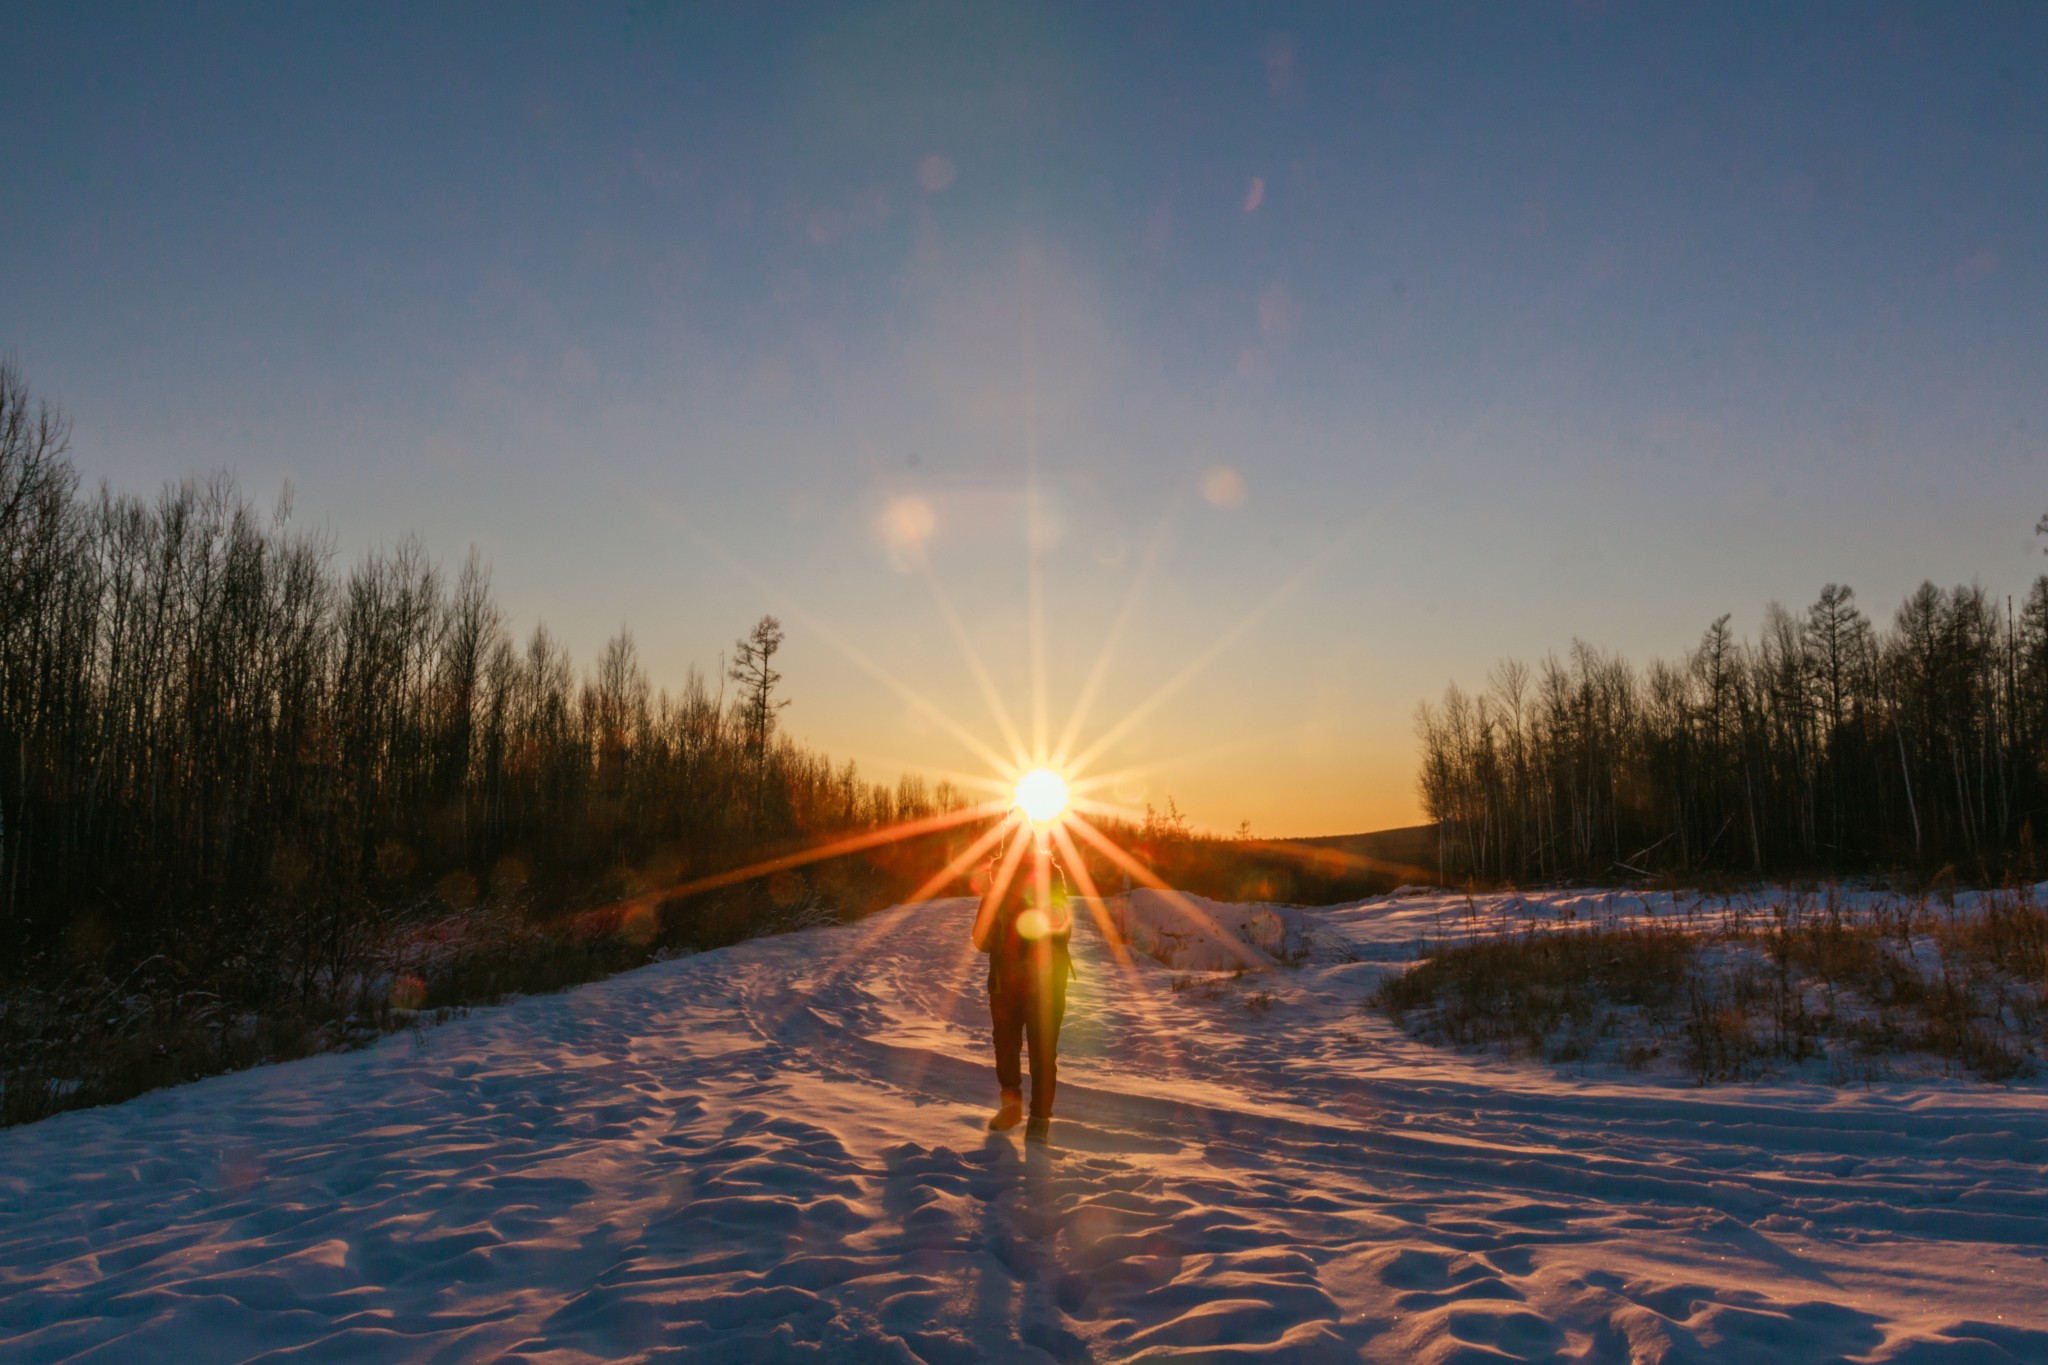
[4,893,2047,1362]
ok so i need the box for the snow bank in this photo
[1113,887,1297,971]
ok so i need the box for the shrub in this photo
[1375,889,2047,1085]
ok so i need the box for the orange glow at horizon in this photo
[616,308,1423,937]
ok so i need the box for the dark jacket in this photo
[985,849,1075,993]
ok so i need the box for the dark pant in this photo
[989,970,1068,1119]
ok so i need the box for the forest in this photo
[0,364,988,1120]
[0,361,1411,1122]
[1415,572,2048,884]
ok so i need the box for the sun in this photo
[631,348,1335,968]
[1013,767,1070,827]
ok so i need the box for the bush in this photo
[1377,923,1693,1057]
[1374,888,2048,1085]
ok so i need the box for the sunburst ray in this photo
[1065,813,1267,969]
[920,559,1032,770]
[1064,566,1312,779]
[1018,289,1056,765]
[1048,822,1197,1080]
[1067,730,1287,802]
[749,816,1016,1039]
[1062,505,1385,780]
[637,493,1016,776]
[830,751,1017,800]
[1051,510,1177,770]
[643,800,1006,907]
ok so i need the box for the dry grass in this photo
[1376,921,1692,1059]
[1374,887,2048,1085]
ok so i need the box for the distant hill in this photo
[1114,823,1442,905]
[1270,824,1442,885]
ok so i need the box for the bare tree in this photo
[729,615,788,827]
[1418,576,2048,881]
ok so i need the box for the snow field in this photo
[2,886,2046,1362]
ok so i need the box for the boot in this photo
[988,1088,1025,1132]
[1024,1113,1051,1144]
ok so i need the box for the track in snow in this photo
[4,891,2047,1362]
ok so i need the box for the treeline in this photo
[0,362,967,991]
[1416,577,2048,884]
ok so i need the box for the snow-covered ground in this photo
[4,887,2046,1362]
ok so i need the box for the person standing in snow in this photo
[971,826,1074,1142]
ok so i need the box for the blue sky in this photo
[4,2,2044,833]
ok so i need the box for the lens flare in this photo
[616,293,1418,1032]
[1014,767,1070,826]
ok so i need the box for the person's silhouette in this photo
[970,826,1074,1142]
